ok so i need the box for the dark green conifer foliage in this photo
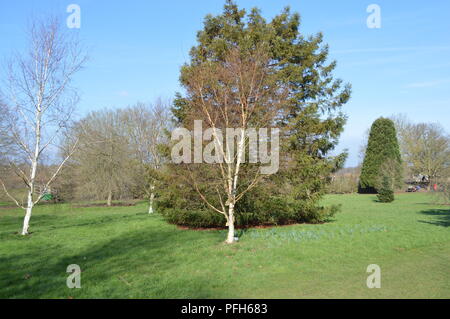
[377,175,395,203]
[359,118,402,194]
[161,0,351,227]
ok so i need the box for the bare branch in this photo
[0,178,25,209]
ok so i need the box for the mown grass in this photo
[0,193,449,298]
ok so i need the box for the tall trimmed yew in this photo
[359,118,402,193]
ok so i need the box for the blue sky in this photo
[1,0,449,167]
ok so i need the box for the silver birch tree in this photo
[0,17,87,235]
[179,47,286,243]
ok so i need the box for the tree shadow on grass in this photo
[0,225,224,298]
[0,214,65,238]
[418,209,450,227]
[2,212,149,236]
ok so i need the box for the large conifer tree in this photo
[159,1,351,232]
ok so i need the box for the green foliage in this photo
[377,175,395,203]
[359,117,402,193]
[161,208,226,228]
[160,207,338,228]
[159,193,339,228]
[162,1,351,227]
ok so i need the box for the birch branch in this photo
[34,138,79,205]
[0,178,25,209]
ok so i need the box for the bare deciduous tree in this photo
[62,102,171,208]
[377,158,404,191]
[391,114,450,188]
[0,17,87,235]
[0,100,13,161]
[68,109,133,206]
[120,99,172,214]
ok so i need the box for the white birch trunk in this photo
[22,192,34,235]
[226,203,235,244]
[21,108,41,235]
[225,128,245,244]
[148,185,155,214]
[107,189,112,206]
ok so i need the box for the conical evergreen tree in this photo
[377,175,395,203]
[359,117,402,193]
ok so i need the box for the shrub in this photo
[377,176,395,203]
[158,197,340,228]
[161,208,226,228]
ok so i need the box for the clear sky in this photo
[1,0,449,167]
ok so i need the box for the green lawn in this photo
[0,193,449,298]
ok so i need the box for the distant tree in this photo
[0,17,87,235]
[438,181,450,203]
[0,100,12,161]
[389,114,410,155]
[358,128,370,164]
[392,116,450,189]
[328,167,360,194]
[359,118,402,193]
[62,102,172,207]
[120,99,172,213]
[377,158,404,191]
[68,109,134,206]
